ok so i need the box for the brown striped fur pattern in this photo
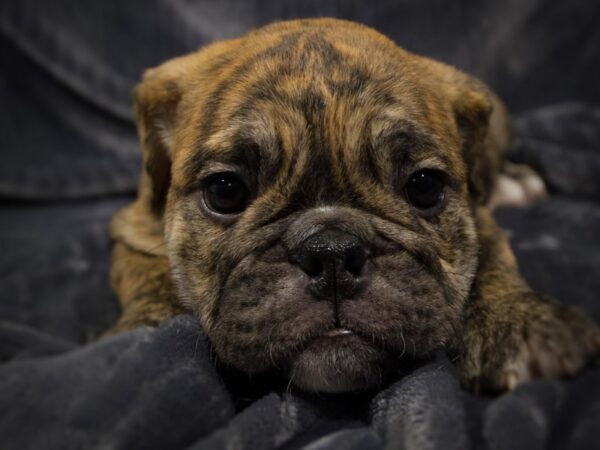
[110,19,600,393]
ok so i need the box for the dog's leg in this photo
[456,208,600,391]
[104,242,185,336]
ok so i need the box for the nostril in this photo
[345,247,367,276]
[303,255,323,277]
[289,250,324,277]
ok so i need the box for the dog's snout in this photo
[289,230,368,299]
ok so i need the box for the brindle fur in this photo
[109,18,600,392]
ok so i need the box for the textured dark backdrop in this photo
[1,1,599,449]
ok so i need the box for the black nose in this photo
[288,229,368,299]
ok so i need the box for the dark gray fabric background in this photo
[0,1,599,449]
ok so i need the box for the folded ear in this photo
[111,55,191,256]
[454,79,514,206]
[422,59,510,204]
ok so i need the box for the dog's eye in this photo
[203,172,249,215]
[404,169,445,210]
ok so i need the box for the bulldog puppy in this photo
[110,18,600,393]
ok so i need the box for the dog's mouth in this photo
[323,328,353,337]
[301,327,363,353]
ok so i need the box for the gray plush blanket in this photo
[1,1,599,449]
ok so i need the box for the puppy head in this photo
[118,19,494,392]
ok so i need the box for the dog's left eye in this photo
[404,169,446,210]
[203,172,249,215]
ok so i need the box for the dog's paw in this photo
[497,304,600,390]
[487,162,547,210]
[459,297,600,393]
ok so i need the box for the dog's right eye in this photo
[203,172,249,215]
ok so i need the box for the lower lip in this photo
[302,328,368,354]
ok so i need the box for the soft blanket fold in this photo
[1,316,599,450]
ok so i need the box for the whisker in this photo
[286,370,296,395]
[193,334,201,359]
[208,341,219,370]
[399,325,406,358]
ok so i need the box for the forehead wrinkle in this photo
[205,112,279,154]
[271,93,352,207]
[369,114,455,168]
[177,116,283,192]
[327,101,370,195]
